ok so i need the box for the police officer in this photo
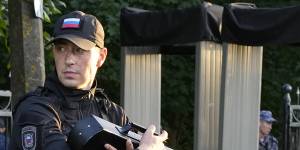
[259,110,278,150]
[10,11,168,150]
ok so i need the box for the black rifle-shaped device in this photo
[69,115,173,150]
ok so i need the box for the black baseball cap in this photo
[48,11,104,50]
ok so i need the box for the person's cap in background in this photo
[48,11,105,50]
[260,110,276,122]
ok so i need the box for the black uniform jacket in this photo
[10,72,128,150]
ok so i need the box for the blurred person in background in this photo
[259,110,278,150]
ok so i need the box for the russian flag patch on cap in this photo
[62,18,81,29]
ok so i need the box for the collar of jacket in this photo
[44,71,97,102]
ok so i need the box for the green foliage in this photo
[0,0,9,89]
[44,0,62,23]
[161,55,195,149]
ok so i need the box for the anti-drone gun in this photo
[69,115,173,150]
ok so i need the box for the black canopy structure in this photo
[121,2,300,46]
[120,3,223,46]
[222,4,300,46]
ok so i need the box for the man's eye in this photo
[55,46,65,53]
[59,47,65,52]
[74,48,85,54]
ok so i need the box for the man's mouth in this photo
[63,71,78,78]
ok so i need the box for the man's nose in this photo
[65,50,76,65]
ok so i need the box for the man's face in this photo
[259,120,272,136]
[53,40,107,90]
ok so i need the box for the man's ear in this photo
[97,47,107,67]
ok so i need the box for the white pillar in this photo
[219,44,263,150]
[121,46,161,129]
[194,41,223,150]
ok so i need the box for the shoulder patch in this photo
[22,126,37,150]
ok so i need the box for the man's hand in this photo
[104,125,168,150]
[137,125,168,150]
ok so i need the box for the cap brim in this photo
[47,34,96,50]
